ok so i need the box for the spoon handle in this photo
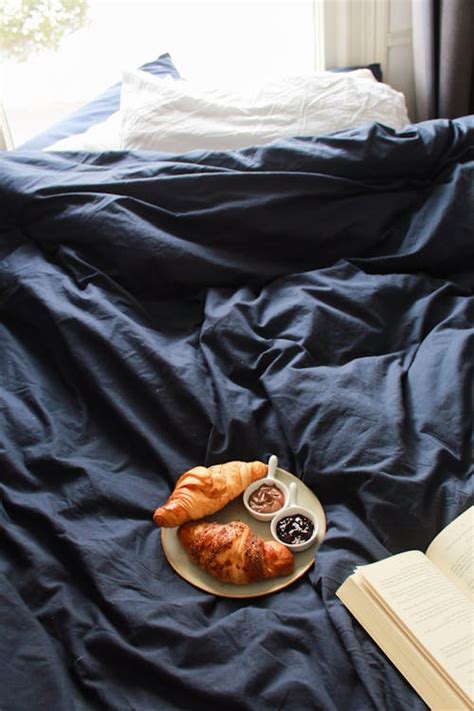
[267,454,278,478]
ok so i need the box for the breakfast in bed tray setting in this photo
[154,455,326,598]
[2,30,473,709]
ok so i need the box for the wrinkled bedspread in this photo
[1,118,473,711]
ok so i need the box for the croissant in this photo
[153,460,267,528]
[178,520,294,584]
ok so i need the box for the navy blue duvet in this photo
[0,118,473,711]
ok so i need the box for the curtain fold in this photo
[412,0,474,121]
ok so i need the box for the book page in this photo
[358,550,474,705]
[426,506,474,601]
[337,572,471,710]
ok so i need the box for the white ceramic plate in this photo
[161,467,326,598]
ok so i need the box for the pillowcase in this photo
[46,67,375,152]
[330,63,383,82]
[46,111,121,152]
[19,52,180,151]
[119,69,409,153]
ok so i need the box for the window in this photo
[1,0,323,146]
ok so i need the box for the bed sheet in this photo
[0,117,473,711]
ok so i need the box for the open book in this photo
[337,506,473,710]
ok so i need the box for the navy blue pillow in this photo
[18,52,180,150]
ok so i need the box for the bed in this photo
[1,52,473,711]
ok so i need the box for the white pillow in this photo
[119,70,409,153]
[45,111,121,151]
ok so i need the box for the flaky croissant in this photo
[153,460,268,528]
[178,520,294,584]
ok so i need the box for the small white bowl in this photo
[270,482,318,552]
[243,455,289,522]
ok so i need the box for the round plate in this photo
[160,468,326,598]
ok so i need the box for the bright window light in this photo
[1,0,322,146]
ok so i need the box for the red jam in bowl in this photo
[276,513,314,545]
[248,483,285,514]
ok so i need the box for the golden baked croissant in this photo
[178,520,294,584]
[153,460,267,528]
